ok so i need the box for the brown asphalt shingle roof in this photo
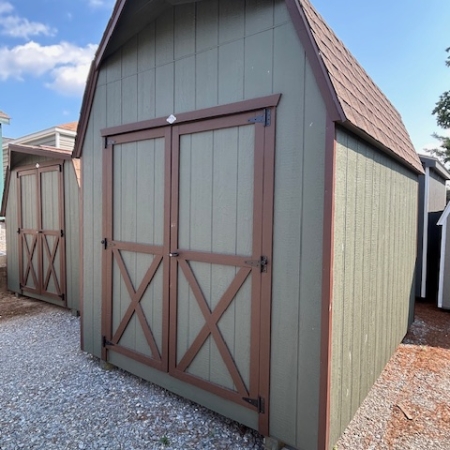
[299,0,422,173]
[57,121,78,132]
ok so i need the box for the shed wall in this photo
[80,1,327,449]
[330,128,418,447]
[428,169,447,212]
[440,217,450,309]
[5,156,80,311]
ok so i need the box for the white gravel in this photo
[0,307,263,450]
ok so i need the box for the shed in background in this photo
[1,141,80,313]
[74,1,422,449]
[437,201,450,309]
[416,154,450,301]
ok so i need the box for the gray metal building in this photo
[74,1,423,449]
[1,144,80,313]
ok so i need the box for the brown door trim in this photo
[101,94,281,138]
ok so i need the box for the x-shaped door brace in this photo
[22,233,38,288]
[42,234,61,295]
[176,259,252,397]
[111,248,163,362]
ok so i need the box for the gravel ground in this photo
[0,305,263,450]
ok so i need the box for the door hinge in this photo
[59,293,65,301]
[243,396,265,413]
[248,108,271,127]
[101,238,107,249]
[102,336,114,347]
[60,229,64,238]
[17,227,20,234]
[244,256,268,273]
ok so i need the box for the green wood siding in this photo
[428,170,447,212]
[81,1,327,449]
[329,128,418,448]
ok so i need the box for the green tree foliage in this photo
[427,132,450,165]
[432,48,450,129]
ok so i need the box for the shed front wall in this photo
[6,155,80,311]
[329,128,418,447]
[428,169,447,212]
[81,1,327,449]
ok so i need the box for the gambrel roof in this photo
[74,0,422,173]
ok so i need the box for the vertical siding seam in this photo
[339,133,349,433]
[294,52,308,445]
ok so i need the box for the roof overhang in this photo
[420,154,450,180]
[9,143,72,169]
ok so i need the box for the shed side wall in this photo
[442,218,450,309]
[428,169,447,212]
[64,161,80,311]
[330,128,418,447]
[81,2,326,449]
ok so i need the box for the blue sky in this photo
[0,0,449,154]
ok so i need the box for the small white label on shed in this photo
[166,114,177,124]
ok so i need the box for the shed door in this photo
[169,113,273,423]
[102,128,171,371]
[17,164,66,304]
[103,107,275,434]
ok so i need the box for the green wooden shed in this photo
[74,1,423,449]
[1,143,81,313]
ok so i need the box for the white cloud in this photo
[0,41,97,96]
[0,1,56,39]
[87,0,114,8]
[0,1,13,15]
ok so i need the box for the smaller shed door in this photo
[17,163,66,304]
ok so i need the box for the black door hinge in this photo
[248,108,271,127]
[243,396,265,413]
[244,256,268,273]
[60,229,64,238]
[17,227,20,234]
[101,238,107,249]
[102,336,114,347]
[59,293,65,301]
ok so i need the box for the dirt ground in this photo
[336,301,450,449]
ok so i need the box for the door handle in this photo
[169,252,179,257]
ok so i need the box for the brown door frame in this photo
[101,95,280,436]
[17,161,66,304]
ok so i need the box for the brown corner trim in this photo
[318,115,336,450]
[101,94,282,137]
[285,0,345,123]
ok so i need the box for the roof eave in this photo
[341,121,424,175]
[419,155,450,180]
[9,143,73,163]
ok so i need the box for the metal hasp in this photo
[245,256,268,272]
[242,396,265,413]
[102,336,114,347]
[169,252,179,257]
[248,108,271,127]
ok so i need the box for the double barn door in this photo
[17,163,66,305]
[102,107,275,432]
